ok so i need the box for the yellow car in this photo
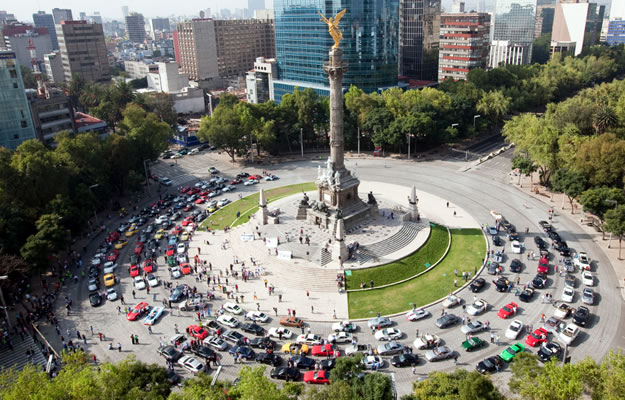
[281,342,309,355]
[208,206,218,213]
[180,231,190,241]
[103,273,116,287]
[125,224,139,237]
[154,229,165,240]
[114,239,128,249]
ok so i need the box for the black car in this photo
[129,254,139,265]
[559,245,571,258]
[147,240,158,250]
[290,355,316,369]
[487,261,500,275]
[519,287,535,302]
[391,353,419,367]
[476,356,504,374]
[538,221,552,232]
[510,259,523,273]
[270,367,300,381]
[248,337,276,349]
[237,172,250,178]
[548,231,561,242]
[138,234,148,243]
[534,236,547,250]
[223,330,246,345]
[158,345,182,361]
[241,323,265,336]
[492,236,503,246]
[320,358,337,370]
[538,342,562,363]
[508,233,520,242]
[169,286,185,302]
[573,306,590,327]
[435,314,460,328]
[196,214,207,223]
[229,345,256,360]
[199,143,210,150]
[532,273,548,289]
[493,277,510,292]
[89,293,102,307]
[470,278,486,293]
[256,352,282,366]
[564,274,576,288]
[166,370,181,385]
[191,345,216,360]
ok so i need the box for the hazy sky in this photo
[9,0,274,21]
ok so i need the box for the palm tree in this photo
[593,103,618,135]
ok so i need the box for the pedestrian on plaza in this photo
[131,334,135,344]
[454,279,458,287]
[82,334,87,345]
[257,303,260,311]
[490,332,495,343]
[90,326,94,335]
[132,290,136,299]
[117,343,122,352]
[135,335,139,344]
[454,355,458,365]
[148,326,153,334]
[415,329,419,337]
[278,294,282,302]
[120,295,125,304]
[333,310,337,319]
[311,305,314,314]
[98,332,103,341]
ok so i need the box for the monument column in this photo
[325,48,346,172]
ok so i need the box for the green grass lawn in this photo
[345,224,449,290]
[347,228,485,319]
[200,182,316,230]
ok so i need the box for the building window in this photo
[20,120,28,128]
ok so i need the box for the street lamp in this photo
[88,184,100,226]
[473,115,481,130]
[300,128,304,158]
[0,275,10,329]
[605,199,618,248]
[143,159,152,196]
[407,133,411,159]
[451,123,459,129]
[206,93,213,117]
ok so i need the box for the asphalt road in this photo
[40,149,625,397]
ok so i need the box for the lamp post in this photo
[605,200,618,248]
[300,127,304,158]
[451,123,459,130]
[143,159,152,196]
[0,275,10,329]
[357,127,360,155]
[206,93,213,117]
[407,133,411,159]
[473,115,481,130]
[88,184,100,226]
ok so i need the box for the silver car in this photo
[582,288,594,305]
[376,341,405,356]
[425,345,454,362]
[460,320,485,334]
[367,317,392,330]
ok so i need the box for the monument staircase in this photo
[0,333,47,372]
[356,222,428,265]
[320,248,333,267]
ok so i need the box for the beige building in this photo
[174,18,274,86]
[124,60,158,79]
[57,21,110,83]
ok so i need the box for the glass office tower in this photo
[0,52,36,149]
[493,0,538,65]
[273,0,399,103]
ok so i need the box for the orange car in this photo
[280,316,304,328]
[180,262,191,275]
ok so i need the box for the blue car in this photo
[168,235,178,246]
[144,306,164,326]
[229,345,255,360]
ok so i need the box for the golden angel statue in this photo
[318,9,347,49]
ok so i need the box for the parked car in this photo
[425,346,454,362]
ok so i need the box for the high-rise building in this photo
[607,19,625,45]
[122,6,129,18]
[43,51,64,82]
[26,87,76,145]
[79,12,87,21]
[399,0,441,82]
[174,18,274,86]
[52,8,73,24]
[438,12,491,82]
[248,0,266,16]
[273,0,399,103]
[535,4,556,39]
[89,15,103,25]
[551,1,605,56]
[33,11,59,50]
[126,13,146,43]
[0,11,17,25]
[57,21,110,83]
[151,18,171,32]
[491,0,538,65]
[0,51,37,149]
[246,57,278,103]
[0,23,53,71]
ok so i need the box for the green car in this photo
[500,343,525,362]
[167,256,176,267]
[462,337,486,352]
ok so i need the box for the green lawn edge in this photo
[200,182,317,230]
[347,228,485,319]
[345,224,449,290]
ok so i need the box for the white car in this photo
[561,287,575,303]
[268,327,293,339]
[362,355,384,370]
[133,276,146,290]
[91,257,102,266]
[243,180,258,186]
[204,336,228,351]
[102,262,117,274]
[331,320,356,332]
[176,243,186,254]
[222,185,236,192]
[217,315,239,328]
[176,254,188,264]
[466,299,488,316]
[106,288,118,301]
[155,215,168,224]
[574,252,591,270]
[223,302,243,315]
[505,320,524,340]
[581,271,594,286]
[217,198,231,207]
[406,308,430,321]
[245,311,269,323]
[442,294,461,308]
[296,334,323,345]
[554,303,571,319]
[177,355,204,374]
[147,274,160,287]
[413,334,441,350]
[460,320,485,334]
[559,324,580,345]
[511,240,522,254]
[328,331,353,344]
[374,328,402,341]
[170,266,181,279]
[208,190,221,198]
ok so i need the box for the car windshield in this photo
[507,347,518,355]
[563,329,575,337]
[483,359,493,368]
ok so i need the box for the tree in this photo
[20,213,69,268]
[579,187,625,220]
[331,353,364,381]
[532,33,552,64]
[552,169,587,213]
[512,154,537,187]
[574,133,625,188]
[363,107,394,150]
[477,90,511,125]
[118,104,172,163]
[144,93,178,127]
[197,105,248,162]
[604,205,625,259]
[227,366,301,400]
[593,102,619,135]
[410,369,503,400]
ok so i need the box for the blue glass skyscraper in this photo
[273,0,399,103]
[0,52,36,150]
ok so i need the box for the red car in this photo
[179,186,191,194]
[180,263,191,275]
[303,370,330,384]
[311,344,339,357]
[186,325,209,340]
[143,260,154,273]
[230,179,242,185]
[188,188,200,195]
[107,231,120,243]
[171,225,183,235]
[200,190,210,196]
[183,205,194,212]
[166,245,175,256]
[537,256,549,273]
[182,217,194,226]
[129,265,140,277]
[195,198,205,204]
[127,302,150,321]
[134,243,144,255]
[525,327,549,347]
[497,302,518,319]
[107,251,119,262]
